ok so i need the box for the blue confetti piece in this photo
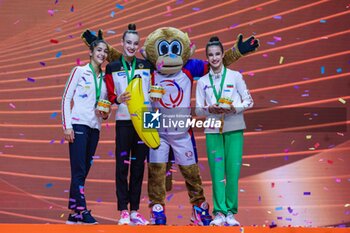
[56,51,62,58]
[277,216,283,220]
[50,112,58,118]
[70,5,74,12]
[27,77,35,82]
[285,218,292,221]
[110,11,115,17]
[287,207,293,213]
[166,193,174,201]
[230,23,239,29]
[267,41,275,45]
[273,15,282,20]
[214,157,223,162]
[320,19,326,23]
[293,85,299,89]
[336,68,342,73]
[55,0,59,4]
[321,66,325,74]
[192,7,200,11]
[177,215,183,219]
[45,183,53,188]
[116,4,124,9]
[60,139,65,144]
[49,140,55,144]
[131,157,136,160]
[303,191,311,195]
[39,62,46,66]
[275,206,283,211]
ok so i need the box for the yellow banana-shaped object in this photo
[125,75,160,149]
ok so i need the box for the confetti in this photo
[267,41,276,46]
[9,103,16,109]
[50,112,58,118]
[275,206,283,211]
[273,15,282,20]
[166,193,174,201]
[116,4,124,9]
[55,0,59,4]
[177,215,183,219]
[242,163,250,167]
[273,36,282,41]
[49,140,55,144]
[70,5,74,12]
[279,56,284,64]
[45,183,53,188]
[338,98,346,104]
[303,192,311,195]
[27,77,35,82]
[48,9,54,16]
[286,218,292,221]
[270,100,278,104]
[262,54,268,58]
[40,62,46,66]
[13,20,20,25]
[60,213,65,218]
[230,23,239,29]
[306,135,312,139]
[320,19,327,23]
[215,157,223,162]
[107,30,116,34]
[124,160,131,164]
[336,178,341,183]
[50,39,59,44]
[336,68,342,73]
[271,182,275,188]
[321,66,325,74]
[287,207,293,213]
[56,51,62,58]
[192,7,200,11]
[345,204,350,207]
[96,198,102,203]
[60,139,65,144]
[110,11,115,17]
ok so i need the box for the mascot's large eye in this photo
[170,40,182,56]
[158,40,169,56]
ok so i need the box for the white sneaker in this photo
[118,210,130,225]
[210,212,226,226]
[226,211,240,226]
[130,211,149,225]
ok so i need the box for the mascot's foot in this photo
[190,201,212,226]
[150,204,167,225]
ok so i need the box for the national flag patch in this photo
[226,84,234,88]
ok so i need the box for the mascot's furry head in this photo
[143,27,195,75]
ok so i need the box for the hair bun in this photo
[209,36,220,42]
[128,24,136,31]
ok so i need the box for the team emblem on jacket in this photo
[159,80,184,109]
[185,151,193,158]
[138,63,144,69]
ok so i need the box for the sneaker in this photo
[66,213,80,225]
[210,212,226,226]
[118,210,131,225]
[150,204,166,225]
[226,211,240,226]
[130,211,149,225]
[79,210,98,225]
[191,201,212,226]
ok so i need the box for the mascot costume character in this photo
[82,27,258,225]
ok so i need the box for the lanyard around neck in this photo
[89,63,103,102]
[208,67,227,103]
[121,55,136,84]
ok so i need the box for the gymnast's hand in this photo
[64,128,74,143]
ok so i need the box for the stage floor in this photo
[0,225,349,233]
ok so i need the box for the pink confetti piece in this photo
[271,182,275,188]
[273,36,282,41]
[9,103,16,109]
[262,53,268,58]
[192,7,200,11]
[124,160,131,164]
[230,23,239,29]
[336,178,341,183]
[247,72,255,76]
[13,20,20,25]
[5,145,14,148]
[48,9,54,16]
[166,6,171,11]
